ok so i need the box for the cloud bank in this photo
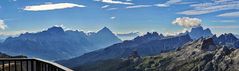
[218,11,239,17]
[24,3,86,11]
[178,0,239,15]
[172,17,202,28]
[95,0,133,5]
[211,20,237,23]
[110,16,116,19]
[0,20,7,30]
[101,5,110,9]
[126,5,153,9]
[207,25,239,29]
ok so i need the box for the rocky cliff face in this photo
[134,38,238,71]
[189,26,213,40]
[75,37,239,71]
[213,33,239,48]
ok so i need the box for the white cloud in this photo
[0,20,7,30]
[177,10,215,15]
[126,5,153,9]
[211,20,237,23]
[110,16,116,19]
[165,28,190,36]
[155,0,193,7]
[207,25,239,29]
[126,0,194,9]
[23,3,86,11]
[155,0,181,7]
[172,17,202,28]
[101,5,110,9]
[95,0,133,5]
[213,0,234,3]
[165,0,181,4]
[154,4,169,7]
[178,1,239,15]
[0,30,38,36]
[106,8,118,10]
[126,0,132,1]
[217,11,239,17]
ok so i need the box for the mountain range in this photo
[117,32,140,40]
[0,26,121,60]
[59,26,239,69]
[188,26,213,40]
[74,37,239,71]
[0,25,239,71]
[212,33,239,48]
[58,32,193,67]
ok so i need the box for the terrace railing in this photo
[0,58,72,71]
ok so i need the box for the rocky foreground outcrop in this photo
[75,37,239,71]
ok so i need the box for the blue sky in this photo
[0,0,239,35]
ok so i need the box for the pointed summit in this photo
[97,27,112,34]
[88,27,122,48]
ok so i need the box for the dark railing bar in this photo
[31,60,34,71]
[20,61,22,71]
[8,61,10,71]
[2,61,4,71]
[26,61,28,71]
[36,61,39,71]
[40,61,42,71]
[14,61,17,71]
[44,63,47,71]
[48,64,51,71]
[51,65,54,71]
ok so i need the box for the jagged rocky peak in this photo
[47,26,64,31]
[46,26,65,33]
[159,33,164,37]
[74,35,239,71]
[134,32,162,41]
[181,37,217,51]
[201,38,217,51]
[144,32,159,37]
[205,28,211,32]
[189,26,213,40]
[191,26,203,31]
[93,27,119,38]
[216,33,239,45]
[218,33,238,40]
